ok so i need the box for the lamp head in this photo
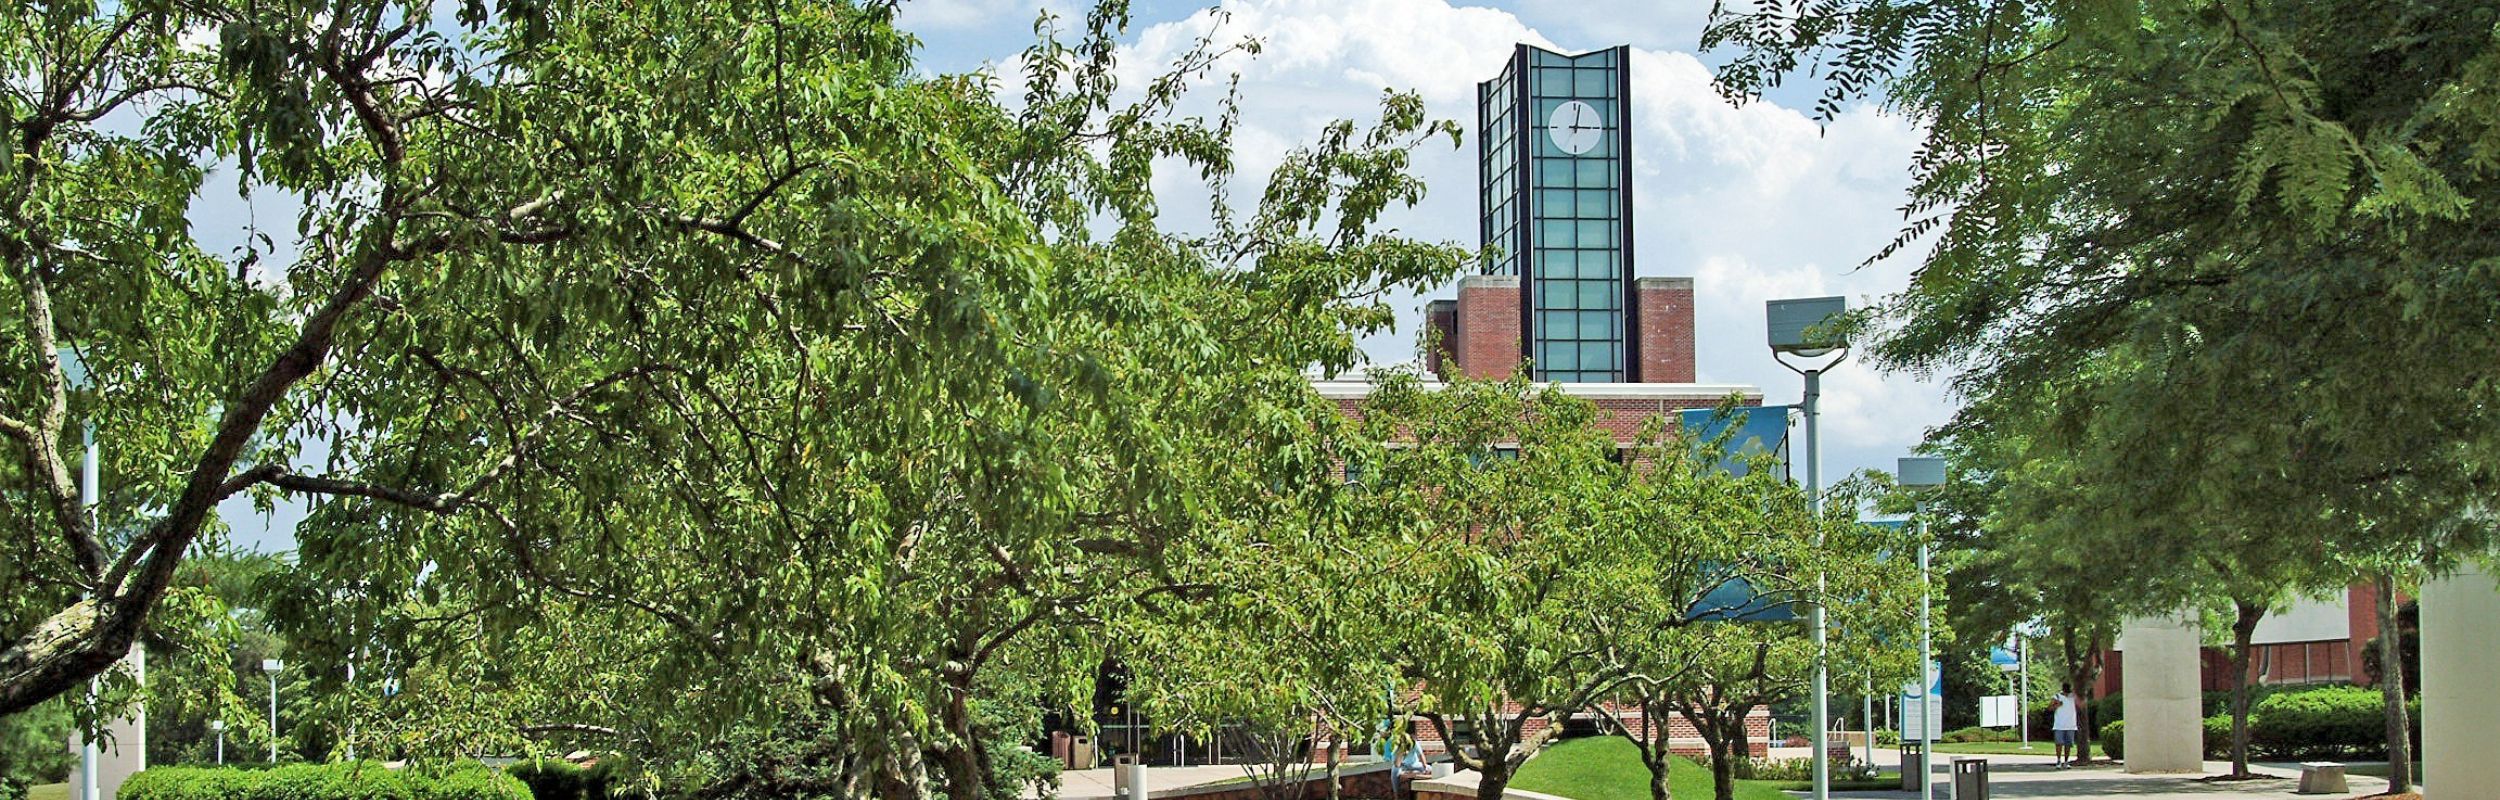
[1765,296,1848,357]
[1897,456,1947,488]
[262,658,283,674]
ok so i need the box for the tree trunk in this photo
[1474,760,1512,800]
[2061,628,2103,763]
[2376,573,2413,794]
[1705,724,1737,800]
[2227,599,2266,777]
[937,676,987,800]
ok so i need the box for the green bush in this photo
[581,756,645,800]
[121,762,528,800]
[507,759,588,800]
[2203,714,2233,759]
[2245,685,2423,759]
[2099,720,2124,759]
[1873,728,1900,746]
[1940,726,2014,743]
[2250,685,2384,759]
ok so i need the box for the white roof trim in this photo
[1310,379,1763,401]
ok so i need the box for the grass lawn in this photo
[1510,737,1790,800]
[1930,741,2055,756]
[28,784,68,800]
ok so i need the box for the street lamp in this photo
[262,659,284,763]
[211,720,226,765]
[1766,296,1848,800]
[59,346,102,800]
[1898,456,1946,800]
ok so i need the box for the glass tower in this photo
[1479,44,1634,383]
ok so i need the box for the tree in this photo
[1341,372,1636,800]
[1590,426,1919,800]
[1703,3,2500,789]
[8,3,1469,798]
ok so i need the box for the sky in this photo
[222,0,1955,551]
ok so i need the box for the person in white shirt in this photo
[2051,683,2081,767]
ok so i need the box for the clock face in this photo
[1546,100,1603,155]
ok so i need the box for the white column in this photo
[2422,563,2500,795]
[2119,614,2203,774]
[68,648,146,800]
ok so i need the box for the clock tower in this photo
[1478,44,1633,382]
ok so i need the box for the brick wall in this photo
[1454,275,1522,379]
[1630,277,1695,383]
[1425,300,1459,379]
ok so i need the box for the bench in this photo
[2296,762,2348,795]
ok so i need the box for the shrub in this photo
[2203,714,2233,759]
[1874,728,1900,746]
[1939,726,2013,743]
[2251,685,2383,759]
[581,756,645,800]
[120,762,528,800]
[2099,721,2124,759]
[507,759,588,800]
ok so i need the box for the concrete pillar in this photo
[2120,614,2204,774]
[2423,563,2500,795]
[68,647,146,800]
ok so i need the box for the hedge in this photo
[508,759,587,800]
[2102,715,2233,761]
[120,762,529,800]
[2249,685,2421,759]
[510,757,649,800]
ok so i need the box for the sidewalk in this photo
[1803,752,2404,799]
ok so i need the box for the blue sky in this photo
[221,0,1951,552]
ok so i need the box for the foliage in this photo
[119,762,527,800]
[5,2,1464,799]
[0,700,75,791]
[1938,726,2011,744]
[2250,685,2421,760]
[1707,0,2500,787]
[505,760,585,800]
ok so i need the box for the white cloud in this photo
[1096,0,1954,484]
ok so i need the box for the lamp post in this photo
[263,659,284,763]
[212,720,226,765]
[58,347,102,800]
[1766,296,1848,800]
[1898,456,1946,800]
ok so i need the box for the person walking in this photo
[2051,683,2081,768]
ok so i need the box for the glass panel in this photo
[1578,159,1612,186]
[1580,251,1615,279]
[1581,311,1614,339]
[1540,189,1573,216]
[1583,342,1617,372]
[1539,159,1573,185]
[1579,190,1611,218]
[1539,220,1575,247]
[1543,281,1577,309]
[1576,69,1609,96]
[1578,220,1612,247]
[1579,280,1615,308]
[1542,311,1576,335]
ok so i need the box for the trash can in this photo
[1070,736,1097,769]
[1950,757,1989,800]
[1112,754,1147,800]
[1899,742,1927,791]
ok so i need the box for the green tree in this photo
[8,3,1466,798]
[1704,3,2500,789]
[1590,428,1919,800]
[1341,371,1632,800]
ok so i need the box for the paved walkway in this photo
[1813,752,2416,799]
